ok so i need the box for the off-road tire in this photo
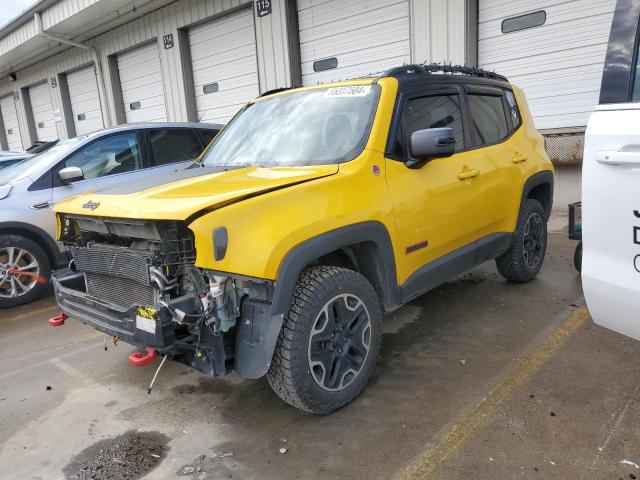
[0,234,50,308]
[267,266,382,414]
[496,199,547,282]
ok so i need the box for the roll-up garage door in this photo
[297,0,411,86]
[29,82,57,141]
[67,65,104,136]
[478,0,616,130]
[189,8,260,124]
[1,95,22,151]
[117,42,167,123]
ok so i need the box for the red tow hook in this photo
[128,348,157,367]
[48,313,69,327]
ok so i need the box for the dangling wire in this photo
[147,355,167,395]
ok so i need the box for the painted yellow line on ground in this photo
[394,305,591,480]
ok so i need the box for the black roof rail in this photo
[383,63,509,82]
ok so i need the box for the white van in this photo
[583,0,640,339]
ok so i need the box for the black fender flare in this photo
[235,221,398,379]
[0,221,66,268]
[520,170,554,219]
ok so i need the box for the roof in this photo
[84,122,223,138]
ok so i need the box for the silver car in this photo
[0,123,221,308]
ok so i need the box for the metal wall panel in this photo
[188,8,260,123]
[479,0,616,129]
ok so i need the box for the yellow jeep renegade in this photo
[52,64,553,414]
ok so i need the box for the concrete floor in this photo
[1,224,639,480]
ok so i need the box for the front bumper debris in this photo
[51,269,226,375]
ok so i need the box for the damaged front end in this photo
[53,214,275,377]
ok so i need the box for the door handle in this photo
[596,149,640,166]
[512,152,528,164]
[30,201,50,210]
[457,168,480,180]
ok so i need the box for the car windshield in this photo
[200,84,380,167]
[0,138,84,186]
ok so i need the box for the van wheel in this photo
[496,199,547,282]
[267,266,382,414]
[0,235,50,308]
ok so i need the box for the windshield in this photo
[0,138,84,186]
[200,84,380,167]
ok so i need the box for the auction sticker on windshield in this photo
[325,86,372,97]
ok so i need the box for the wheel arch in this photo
[270,221,399,317]
[0,221,65,268]
[521,170,554,220]
[234,222,399,380]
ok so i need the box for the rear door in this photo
[582,0,640,340]
[147,128,211,173]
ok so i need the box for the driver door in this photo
[385,87,490,285]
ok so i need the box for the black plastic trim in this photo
[521,170,554,219]
[271,222,399,316]
[213,226,228,261]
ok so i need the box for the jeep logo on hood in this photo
[82,200,101,211]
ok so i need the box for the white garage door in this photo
[1,95,22,151]
[189,8,260,124]
[117,42,167,123]
[67,65,104,136]
[479,0,617,130]
[29,82,57,141]
[298,0,411,86]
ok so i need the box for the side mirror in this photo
[58,166,84,184]
[406,127,456,168]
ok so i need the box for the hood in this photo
[53,164,339,221]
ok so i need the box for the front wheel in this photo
[496,199,547,282]
[0,235,50,308]
[267,266,382,414]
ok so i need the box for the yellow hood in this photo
[53,165,339,221]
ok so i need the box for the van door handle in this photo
[457,168,480,180]
[512,152,528,164]
[596,149,640,166]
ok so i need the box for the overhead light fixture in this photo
[8,72,16,81]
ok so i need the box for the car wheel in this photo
[267,266,382,414]
[0,235,50,308]
[496,199,547,283]
[574,241,582,273]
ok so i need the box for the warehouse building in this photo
[0,0,616,205]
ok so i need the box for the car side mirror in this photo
[406,127,456,168]
[58,166,84,184]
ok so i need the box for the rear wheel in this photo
[267,266,382,414]
[496,199,547,282]
[574,241,582,273]
[0,235,50,308]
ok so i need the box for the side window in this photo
[504,90,522,128]
[64,132,142,180]
[468,94,509,147]
[149,129,203,166]
[404,94,465,153]
[198,129,219,147]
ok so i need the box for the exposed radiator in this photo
[72,244,152,286]
[85,272,156,308]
